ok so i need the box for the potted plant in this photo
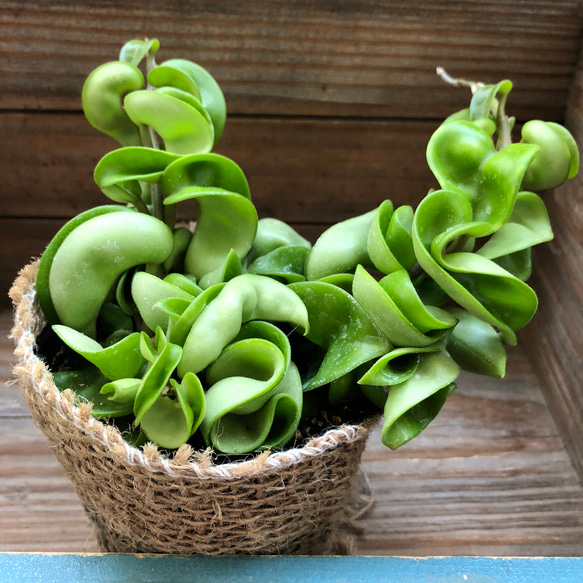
[10,39,579,555]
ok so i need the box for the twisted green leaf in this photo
[179,275,309,376]
[131,271,196,334]
[52,325,145,381]
[248,217,311,263]
[367,201,416,274]
[352,265,455,348]
[289,280,391,390]
[306,209,376,280]
[162,154,256,280]
[202,326,302,454]
[151,58,227,145]
[247,245,310,283]
[427,121,538,229]
[445,308,506,378]
[198,249,243,289]
[119,39,159,67]
[140,372,205,449]
[381,351,459,449]
[82,61,144,147]
[477,191,553,260]
[412,188,539,345]
[133,329,183,425]
[124,90,214,155]
[93,147,180,205]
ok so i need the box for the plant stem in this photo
[436,67,483,95]
[494,91,512,150]
[143,49,166,225]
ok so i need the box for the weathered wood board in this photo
[2,311,583,556]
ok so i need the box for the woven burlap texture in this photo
[10,261,375,555]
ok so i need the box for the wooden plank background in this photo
[1,0,583,303]
[521,56,583,485]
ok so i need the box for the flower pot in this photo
[10,261,376,555]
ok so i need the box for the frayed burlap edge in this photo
[9,260,378,555]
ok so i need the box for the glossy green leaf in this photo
[352,265,455,348]
[154,86,213,131]
[131,271,195,334]
[165,187,258,281]
[493,248,532,281]
[289,280,391,390]
[52,325,145,381]
[478,192,553,260]
[155,58,227,145]
[147,63,202,102]
[158,283,226,347]
[315,273,354,293]
[427,121,538,229]
[124,90,214,155]
[382,351,459,449]
[101,378,141,403]
[133,331,183,424]
[521,120,579,190]
[445,308,506,378]
[140,372,205,449]
[179,275,309,376]
[386,205,416,271]
[202,358,302,454]
[198,249,243,289]
[247,245,310,283]
[248,218,311,263]
[412,188,540,344]
[469,80,512,121]
[360,347,423,386]
[366,200,398,274]
[306,209,376,280]
[160,153,250,200]
[36,205,131,326]
[93,147,180,205]
[163,272,202,297]
[82,61,144,147]
[367,201,416,274]
[48,211,174,338]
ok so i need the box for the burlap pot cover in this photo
[9,261,376,555]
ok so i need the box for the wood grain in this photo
[2,310,583,556]
[0,1,581,120]
[520,55,583,484]
[0,113,437,221]
[0,112,439,307]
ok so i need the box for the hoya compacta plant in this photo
[35,39,579,456]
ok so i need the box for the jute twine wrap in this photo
[9,261,375,555]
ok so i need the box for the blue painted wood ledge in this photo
[0,554,582,583]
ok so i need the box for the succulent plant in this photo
[35,40,579,455]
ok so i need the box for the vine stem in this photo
[436,66,513,151]
[143,50,165,225]
[494,91,512,150]
[436,66,484,95]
